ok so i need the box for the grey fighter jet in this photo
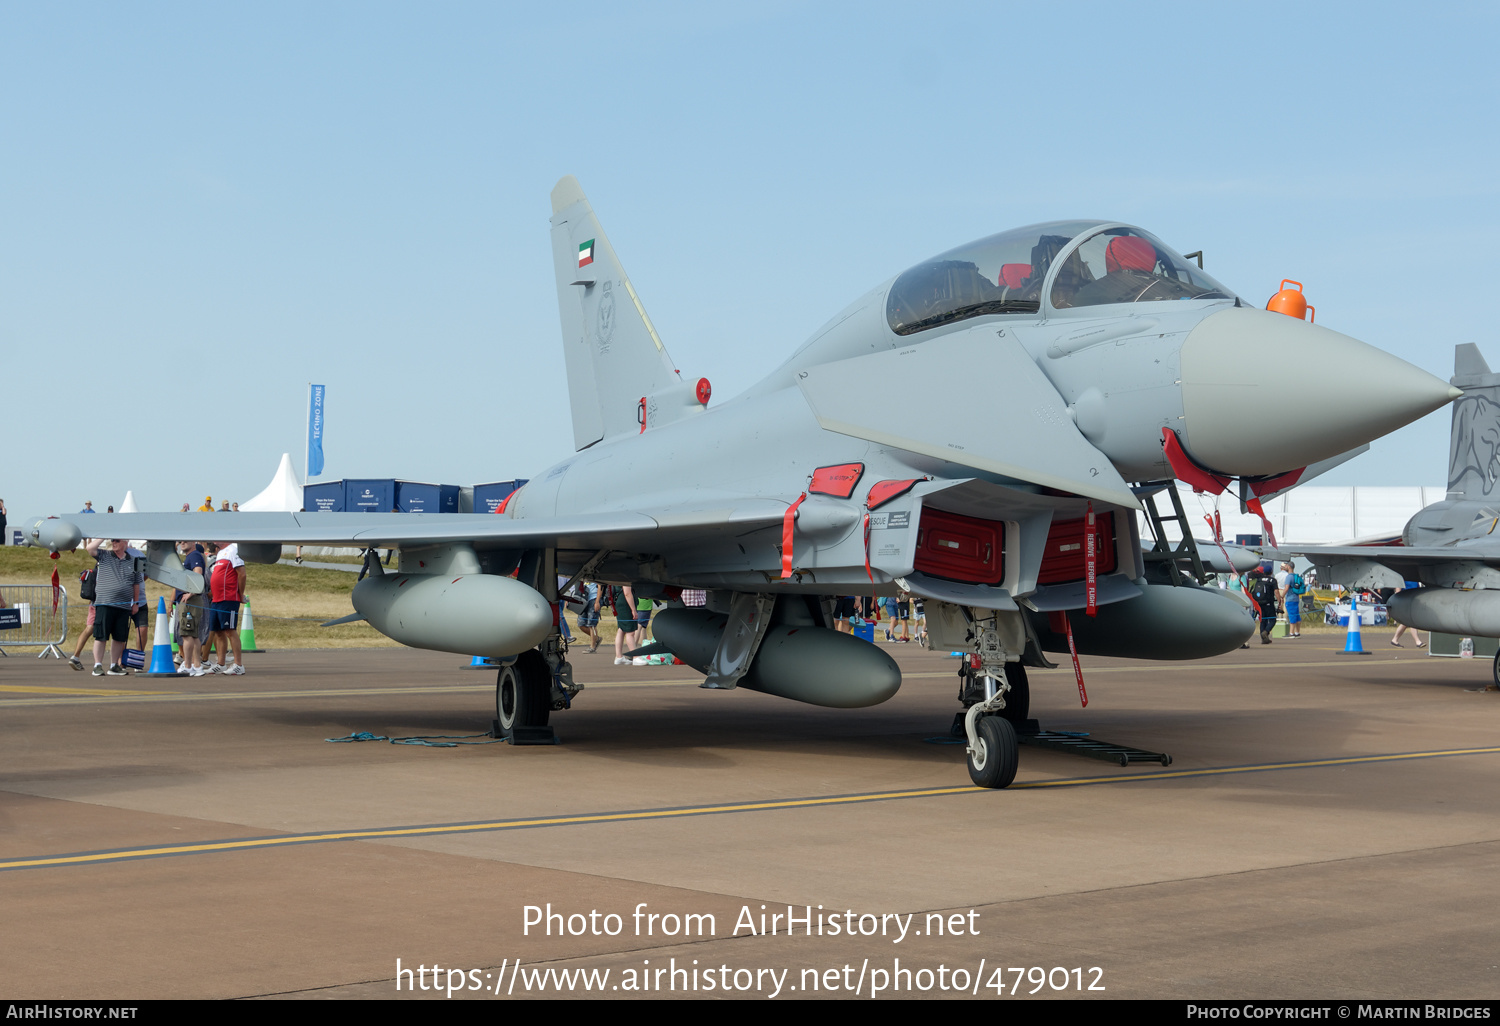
[1282,345,1500,684]
[20,177,1461,788]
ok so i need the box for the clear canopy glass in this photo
[886,221,1236,335]
[886,221,1097,335]
[1050,226,1236,309]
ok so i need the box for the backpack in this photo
[1288,573,1306,596]
[1251,576,1278,609]
[78,568,97,602]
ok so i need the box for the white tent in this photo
[240,454,304,513]
[119,490,139,513]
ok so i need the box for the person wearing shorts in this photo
[208,542,246,674]
[86,538,143,676]
[576,582,602,653]
[68,598,97,670]
[834,595,856,632]
[611,584,638,666]
[175,543,212,675]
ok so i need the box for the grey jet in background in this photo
[22,177,1460,787]
[1283,344,1500,685]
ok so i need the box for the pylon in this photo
[239,602,262,653]
[1340,594,1371,655]
[144,598,179,676]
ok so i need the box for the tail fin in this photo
[550,176,697,449]
[1447,344,1500,500]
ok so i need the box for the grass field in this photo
[0,545,633,654]
[0,545,397,651]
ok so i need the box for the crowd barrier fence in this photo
[0,584,69,659]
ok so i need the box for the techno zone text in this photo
[522,903,981,943]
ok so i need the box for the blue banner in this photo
[308,384,326,478]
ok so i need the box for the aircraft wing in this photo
[1278,544,1500,571]
[1277,542,1500,590]
[20,506,791,554]
[795,328,1141,509]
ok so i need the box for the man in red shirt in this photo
[208,541,247,674]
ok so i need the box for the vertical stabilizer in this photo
[1447,344,1500,500]
[550,176,697,449]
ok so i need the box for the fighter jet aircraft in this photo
[1281,345,1500,685]
[20,177,1461,788]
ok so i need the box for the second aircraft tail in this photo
[1447,344,1500,501]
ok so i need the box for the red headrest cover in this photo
[1105,236,1156,274]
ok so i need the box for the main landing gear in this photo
[494,635,583,744]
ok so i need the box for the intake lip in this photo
[1179,307,1460,477]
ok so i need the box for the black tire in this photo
[966,715,1018,789]
[1493,649,1499,690]
[999,664,1030,725]
[496,650,551,738]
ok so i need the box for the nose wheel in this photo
[966,715,1019,789]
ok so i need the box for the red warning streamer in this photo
[1062,612,1089,708]
[862,513,874,583]
[1246,496,1278,549]
[781,492,807,579]
[1084,501,1098,618]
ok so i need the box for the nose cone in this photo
[1179,308,1459,477]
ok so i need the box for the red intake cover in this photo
[913,508,1005,586]
[1038,512,1117,584]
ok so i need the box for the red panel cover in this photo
[866,478,920,510]
[1038,512,1117,584]
[809,463,864,499]
[913,508,1005,586]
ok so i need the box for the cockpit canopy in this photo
[885,221,1237,336]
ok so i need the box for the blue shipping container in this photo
[303,481,345,513]
[472,479,529,514]
[395,481,459,514]
[344,478,396,513]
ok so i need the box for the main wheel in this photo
[496,650,551,738]
[1492,648,1500,690]
[966,715,1018,789]
[998,664,1030,725]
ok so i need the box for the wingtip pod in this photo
[19,516,82,553]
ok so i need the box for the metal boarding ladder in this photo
[1138,484,1211,586]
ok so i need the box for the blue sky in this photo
[3,2,1494,515]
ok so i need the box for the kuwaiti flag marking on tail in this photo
[578,239,595,268]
